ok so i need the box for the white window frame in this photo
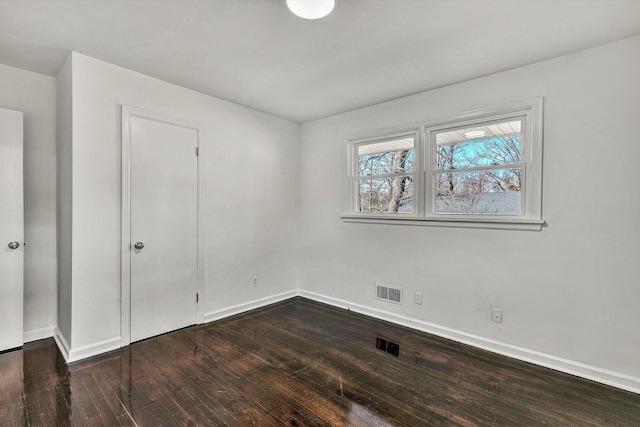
[345,128,421,218]
[342,97,544,231]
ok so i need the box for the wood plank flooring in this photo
[2,297,640,426]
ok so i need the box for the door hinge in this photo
[196,293,199,303]
[195,147,199,157]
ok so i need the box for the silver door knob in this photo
[134,242,144,250]
[8,241,19,250]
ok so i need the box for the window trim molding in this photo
[342,97,544,231]
[341,214,545,231]
[343,127,422,218]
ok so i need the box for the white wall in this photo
[63,53,299,357]
[55,55,73,344]
[298,36,640,392]
[0,64,57,341]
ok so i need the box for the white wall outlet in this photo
[252,276,258,287]
[414,292,423,305]
[491,307,503,323]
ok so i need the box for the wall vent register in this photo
[375,284,402,304]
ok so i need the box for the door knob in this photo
[8,241,19,250]
[134,242,144,250]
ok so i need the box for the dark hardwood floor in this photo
[2,297,640,426]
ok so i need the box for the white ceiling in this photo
[1,0,639,123]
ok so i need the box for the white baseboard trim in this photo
[67,336,122,363]
[23,325,55,343]
[299,290,640,395]
[50,291,297,363]
[53,328,122,363]
[204,290,299,324]
[53,327,71,362]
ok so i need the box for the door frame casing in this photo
[121,106,204,347]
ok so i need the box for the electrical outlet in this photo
[252,276,258,287]
[491,307,503,323]
[414,292,423,305]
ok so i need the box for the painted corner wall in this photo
[298,36,640,391]
[55,55,73,345]
[0,63,57,342]
[64,52,299,356]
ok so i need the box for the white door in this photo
[129,114,198,343]
[0,108,24,352]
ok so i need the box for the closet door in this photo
[128,112,198,343]
[0,108,24,352]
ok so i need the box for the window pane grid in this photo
[430,162,524,175]
[358,148,415,176]
[432,118,524,216]
[433,168,522,215]
[354,135,417,214]
[358,171,418,180]
[435,131,522,171]
[355,174,415,213]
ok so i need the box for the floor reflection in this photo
[0,348,24,425]
[21,339,71,426]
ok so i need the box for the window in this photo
[432,118,523,216]
[343,98,544,230]
[354,132,417,214]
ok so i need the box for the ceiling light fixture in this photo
[464,130,486,139]
[287,0,336,20]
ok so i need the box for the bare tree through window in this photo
[357,137,415,213]
[435,121,522,215]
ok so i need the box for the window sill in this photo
[341,214,544,231]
